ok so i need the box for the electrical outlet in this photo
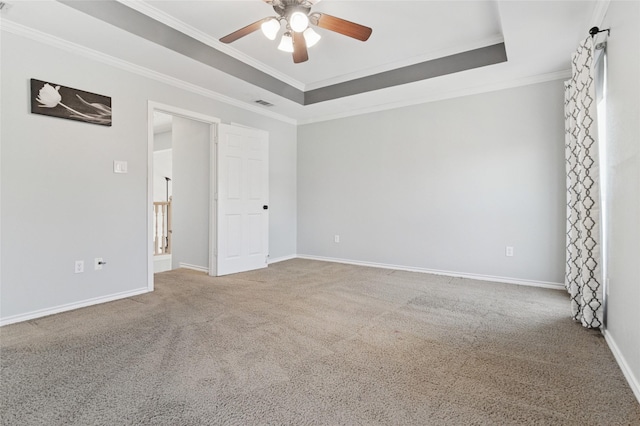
[95,257,104,271]
[505,246,514,257]
[75,260,84,273]
[334,235,340,243]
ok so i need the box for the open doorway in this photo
[147,102,220,291]
[152,111,173,273]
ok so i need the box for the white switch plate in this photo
[113,160,128,173]
[334,235,340,243]
[505,246,514,257]
[75,260,84,273]
[95,257,104,271]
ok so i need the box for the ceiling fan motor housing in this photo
[273,0,312,25]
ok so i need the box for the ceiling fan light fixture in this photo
[260,17,280,40]
[303,27,321,48]
[289,11,309,33]
[219,0,372,64]
[277,32,294,52]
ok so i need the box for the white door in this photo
[216,124,269,276]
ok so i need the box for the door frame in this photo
[147,101,221,291]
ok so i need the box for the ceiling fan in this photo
[219,0,372,64]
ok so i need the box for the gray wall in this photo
[0,31,297,322]
[171,117,210,270]
[601,0,640,396]
[154,130,172,151]
[153,131,172,203]
[298,80,566,284]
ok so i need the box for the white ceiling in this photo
[2,0,602,124]
[146,0,504,88]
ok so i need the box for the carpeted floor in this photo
[1,259,639,425]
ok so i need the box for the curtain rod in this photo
[589,27,610,38]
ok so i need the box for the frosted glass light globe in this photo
[277,33,294,52]
[261,18,280,40]
[289,11,309,33]
[303,27,321,48]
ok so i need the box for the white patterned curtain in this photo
[564,36,603,329]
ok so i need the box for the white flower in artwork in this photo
[36,82,99,121]
[36,83,62,108]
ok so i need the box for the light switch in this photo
[114,160,128,174]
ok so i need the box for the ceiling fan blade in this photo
[315,13,372,41]
[220,18,269,44]
[292,31,309,63]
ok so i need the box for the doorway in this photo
[147,102,220,291]
[147,103,271,290]
[152,111,173,273]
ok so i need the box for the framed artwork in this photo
[30,79,112,126]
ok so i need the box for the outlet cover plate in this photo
[113,160,128,173]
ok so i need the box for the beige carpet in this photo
[1,259,639,425]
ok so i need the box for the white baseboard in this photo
[0,287,150,327]
[296,254,565,290]
[603,330,640,404]
[154,254,172,273]
[178,263,209,273]
[0,255,564,326]
[268,254,297,264]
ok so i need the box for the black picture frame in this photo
[30,79,112,126]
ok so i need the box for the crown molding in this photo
[1,19,297,125]
[118,0,305,91]
[3,17,575,127]
[298,69,571,125]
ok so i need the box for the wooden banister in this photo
[153,197,172,255]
